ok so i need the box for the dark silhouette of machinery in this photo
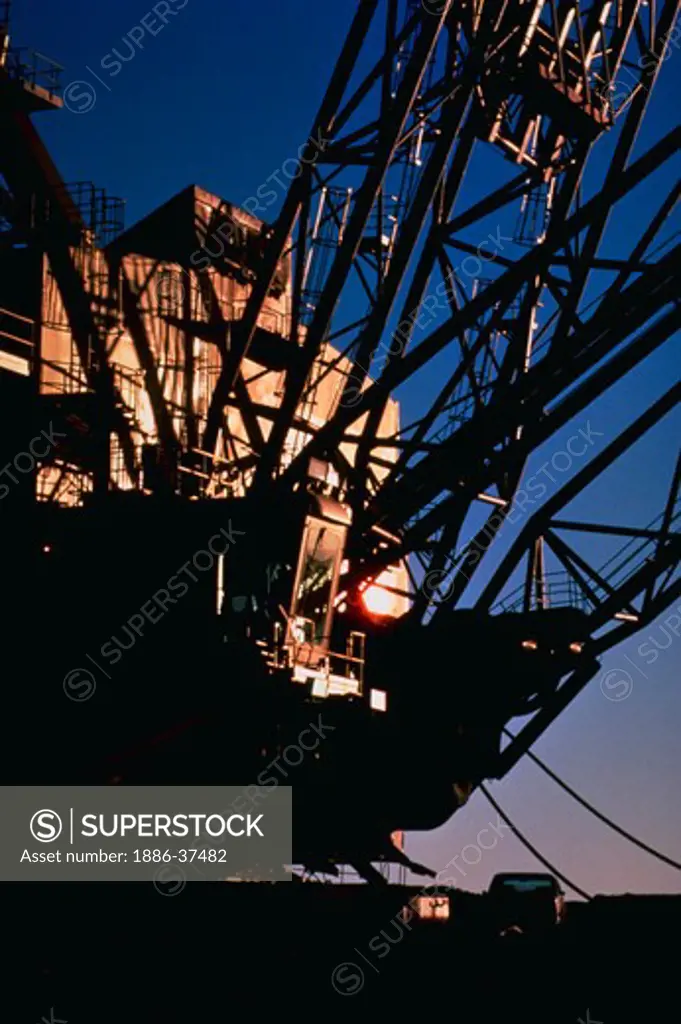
[0,0,679,881]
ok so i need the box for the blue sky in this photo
[12,0,681,895]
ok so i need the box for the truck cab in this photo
[488,873,565,936]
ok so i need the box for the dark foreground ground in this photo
[6,883,679,1022]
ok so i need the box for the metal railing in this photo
[494,572,590,614]
[2,45,63,96]
[493,504,681,615]
[0,305,34,376]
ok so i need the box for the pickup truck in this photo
[488,873,566,936]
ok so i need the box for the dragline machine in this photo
[0,0,679,881]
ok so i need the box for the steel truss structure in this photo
[1,0,679,878]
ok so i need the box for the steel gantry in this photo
[0,0,679,878]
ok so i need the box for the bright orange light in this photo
[362,584,394,615]
[521,639,538,650]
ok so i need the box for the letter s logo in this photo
[30,809,63,842]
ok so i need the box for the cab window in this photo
[291,518,345,646]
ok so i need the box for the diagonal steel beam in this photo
[251,2,454,489]
[202,0,380,454]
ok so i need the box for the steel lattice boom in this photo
[0,0,679,879]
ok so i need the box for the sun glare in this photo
[362,584,394,615]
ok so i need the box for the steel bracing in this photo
[1,0,680,872]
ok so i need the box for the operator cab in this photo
[221,457,405,709]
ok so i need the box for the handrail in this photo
[493,507,681,614]
[0,305,34,325]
